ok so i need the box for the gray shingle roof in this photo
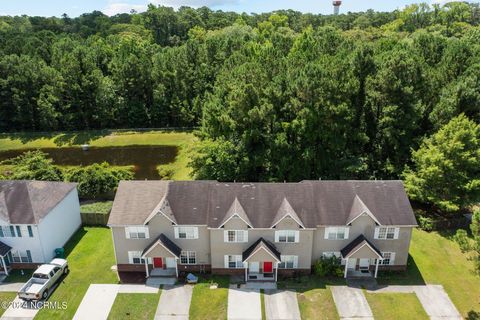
[242,238,281,262]
[0,180,77,224]
[341,234,382,258]
[142,233,182,258]
[108,180,417,227]
[0,241,11,256]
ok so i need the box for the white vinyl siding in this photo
[278,255,298,269]
[324,227,349,240]
[380,252,396,265]
[374,227,399,240]
[125,226,149,239]
[180,251,196,264]
[128,251,146,264]
[224,230,248,243]
[224,255,243,268]
[174,227,198,239]
[0,226,16,238]
[274,230,299,243]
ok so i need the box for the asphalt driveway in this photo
[264,290,300,320]
[228,285,261,320]
[155,285,193,320]
[331,286,373,319]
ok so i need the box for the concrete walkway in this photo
[331,286,374,320]
[0,297,41,320]
[73,283,160,320]
[155,285,193,320]
[368,284,462,319]
[264,290,300,320]
[228,285,261,320]
[0,283,24,292]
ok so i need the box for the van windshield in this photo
[32,273,49,280]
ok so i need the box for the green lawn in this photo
[107,292,161,320]
[260,289,266,320]
[35,227,118,319]
[0,130,196,180]
[379,228,480,318]
[80,201,113,214]
[365,293,428,320]
[189,276,229,320]
[0,292,18,316]
[278,276,342,320]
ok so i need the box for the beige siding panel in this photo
[245,248,278,262]
[144,245,175,258]
[223,217,249,230]
[349,245,381,259]
[275,216,301,229]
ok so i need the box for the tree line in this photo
[1,2,480,213]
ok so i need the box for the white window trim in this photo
[180,251,197,265]
[174,226,199,239]
[374,227,399,240]
[128,251,146,264]
[224,255,244,268]
[324,227,349,240]
[224,230,248,243]
[279,255,298,269]
[274,230,299,243]
[380,252,396,265]
[125,226,150,239]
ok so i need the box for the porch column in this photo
[144,259,149,278]
[374,258,379,278]
[275,263,278,282]
[344,257,348,278]
[1,256,8,276]
[175,258,179,278]
[245,266,247,282]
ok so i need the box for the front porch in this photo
[141,234,181,278]
[150,268,176,277]
[341,235,383,279]
[243,238,281,282]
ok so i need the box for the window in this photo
[324,227,349,240]
[224,230,248,243]
[275,230,299,243]
[279,255,298,269]
[380,252,396,265]
[15,226,21,237]
[27,226,33,237]
[225,255,243,268]
[180,251,196,264]
[128,251,146,264]
[175,227,198,239]
[323,251,346,265]
[375,227,399,240]
[125,226,149,239]
[0,226,15,238]
[11,250,32,263]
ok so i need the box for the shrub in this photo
[4,150,63,181]
[313,256,343,277]
[453,229,471,253]
[417,215,435,232]
[158,166,175,180]
[64,162,133,198]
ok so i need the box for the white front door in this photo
[347,258,356,269]
[359,258,370,270]
[249,262,259,273]
[166,257,176,268]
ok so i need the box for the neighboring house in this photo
[108,180,417,282]
[0,180,81,275]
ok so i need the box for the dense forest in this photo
[0,2,480,209]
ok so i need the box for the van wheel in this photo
[64,267,69,275]
[42,289,49,300]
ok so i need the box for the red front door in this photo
[153,257,163,268]
[263,261,273,273]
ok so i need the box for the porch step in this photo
[146,277,176,286]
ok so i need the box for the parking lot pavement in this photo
[228,285,261,320]
[331,286,373,320]
[0,297,41,320]
[264,290,300,320]
[155,285,193,320]
[73,284,119,320]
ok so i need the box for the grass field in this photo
[35,227,118,320]
[189,276,229,320]
[0,293,17,316]
[279,276,342,320]
[379,228,480,318]
[365,293,428,320]
[107,292,161,320]
[0,130,196,180]
[80,201,113,214]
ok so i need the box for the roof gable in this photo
[271,197,304,229]
[346,195,381,226]
[242,238,281,262]
[341,234,382,258]
[219,197,252,228]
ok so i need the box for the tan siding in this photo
[223,217,249,230]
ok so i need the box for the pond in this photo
[0,145,178,180]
